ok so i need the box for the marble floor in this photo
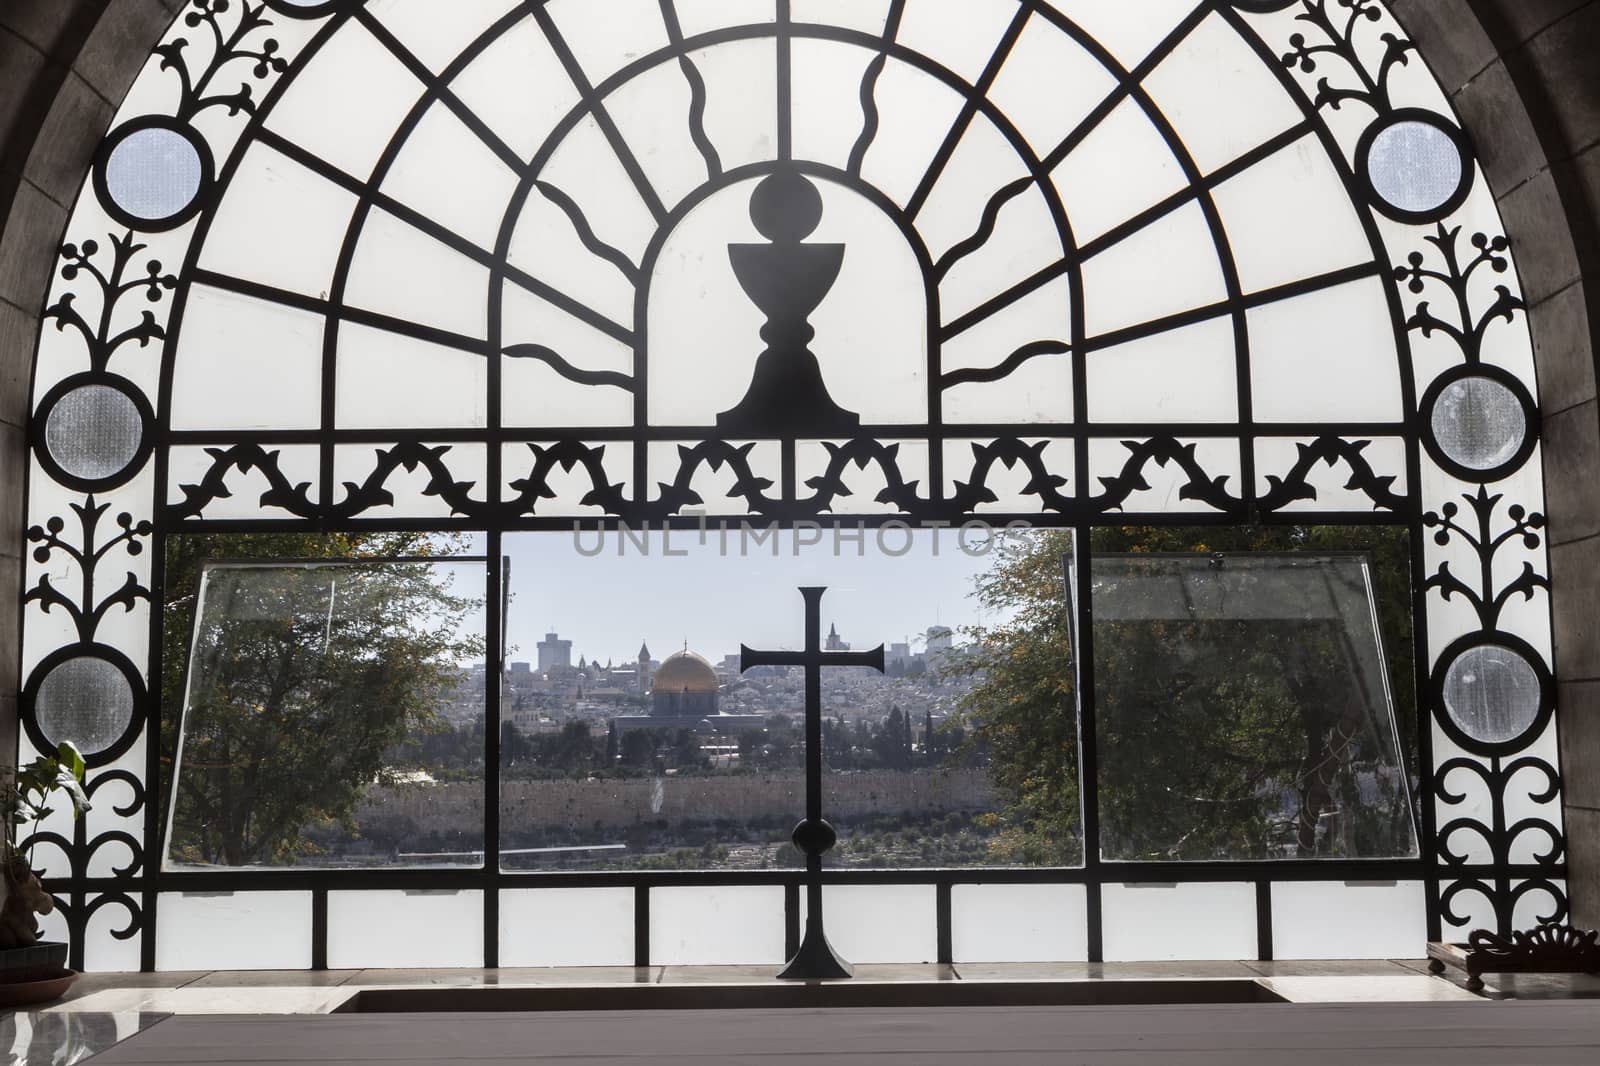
[28,958,1600,1016]
[7,962,1599,1064]
[8,997,1600,1066]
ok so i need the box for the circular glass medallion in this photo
[96,119,211,230]
[42,382,146,483]
[33,656,136,757]
[1442,644,1543,746]
[1429,374,1528,473]
[1360,112,1472,222]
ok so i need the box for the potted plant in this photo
[0,742,89,1001]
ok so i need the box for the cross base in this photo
[777,920,854,981]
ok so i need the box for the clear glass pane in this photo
[499,527,1080,872]
[162,535,487,870]
[824,528,1082,868]
[1088,528,1419,862]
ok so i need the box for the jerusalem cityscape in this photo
[328,621,1004,872]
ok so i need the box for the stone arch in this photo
[1,0,1597,928]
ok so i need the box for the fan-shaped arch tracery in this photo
[17,0,1567,969]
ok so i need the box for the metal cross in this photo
[740,586,885,980]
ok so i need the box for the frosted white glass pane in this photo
[800,886,936,964]
[336,322,488,430]
[199,143,359,299]
[501,285,633,430]
[82,903,141,973]
[790,40,881,170]
[265,21,426,181]
[1102,882,1256,961]
[382,102,522,251]
[1213,135,1373,295]
[507,189,636,329]
[943,438,1073,513]
[897,0,1019,84]
[650,886,785,965]
[1249,278,1403,423]
[547,0,668,87]
[1051,99,1187,246]
[1270,881,1425,960]
[1087,316,1237,424]
[1081,203,1227,338]
[1143,13,1304,175]
[450,18,581,161]
[951,884,1088,962]
[1045,0,1199,68]
[1254,437,1408,513]
[345,208,491,341]
[499,888,635,967]
[156,892,313,971]
[682,39,780,172]
[541,118,658,264]
[364,0,521,75]
[328,890,484,968]
[989,14,1117,160]
[916,119,1031,273]
[791,0,886,35]
[937,183,1064,329]
[857,62,965,208]
[169,285,324,432]
[647,175,927,428]
[676,0,777,36]
[607,61,714,209]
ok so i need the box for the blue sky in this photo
[501,527,1042,667]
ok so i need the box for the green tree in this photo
[620,728,656,767]
[948,525,1416,866]
[162,533,484,866]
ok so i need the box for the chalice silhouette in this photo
[715,170,862,437]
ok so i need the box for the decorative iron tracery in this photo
[18,0,1562,970]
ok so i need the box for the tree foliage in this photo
[162,533,483,866]
[948,525,1418,866]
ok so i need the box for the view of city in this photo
[162,527,1418,872]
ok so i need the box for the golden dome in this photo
[651,649,719,694]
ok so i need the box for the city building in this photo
[612,649,766,734]
[536,631,572,673]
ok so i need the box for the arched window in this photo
[22,0,1561,971]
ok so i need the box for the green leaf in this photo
[53,771,91,817]
[55,742,86,781]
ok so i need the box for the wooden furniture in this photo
[1428,923,1600,991]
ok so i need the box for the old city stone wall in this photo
[360,769,995,838]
